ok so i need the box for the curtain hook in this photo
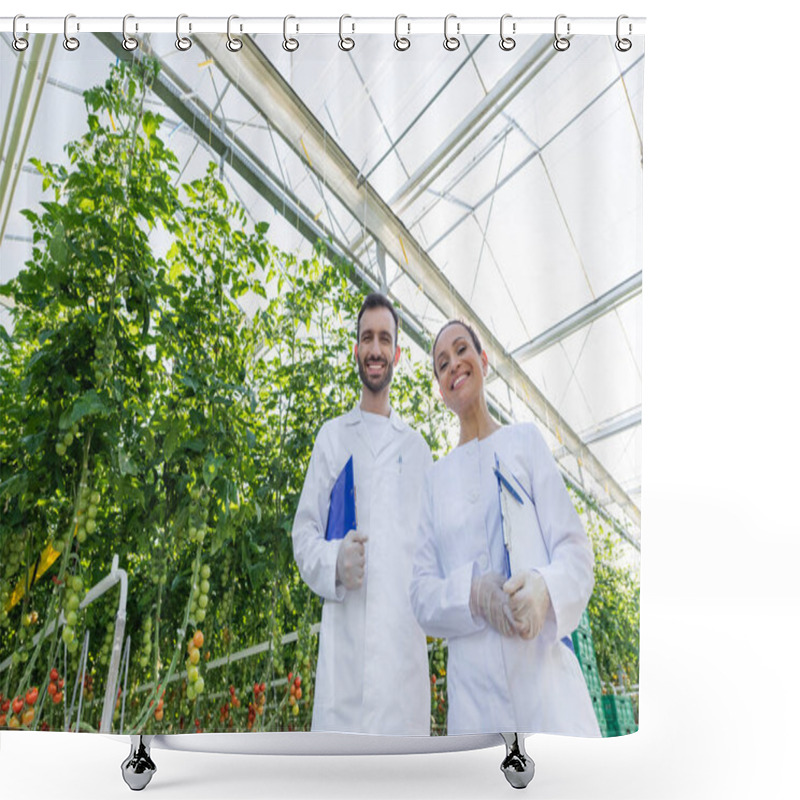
[283,15,299,52]
[553,14,570,51]
[443,14,460,51]
[227,15,243,52]
[499,14,516,51]
[12,14,29,52]
[339,14,355,51]
[175,13,192,51]
[122,14,139,52]
[394,14,410,51]
[63,13,80,51]
[615,15,632,52]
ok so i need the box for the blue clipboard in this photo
[325,455,356,541]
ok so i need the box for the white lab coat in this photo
[292,404,433,735]
[410,423,601,737]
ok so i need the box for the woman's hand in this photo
[469,572,517,637]
[504,571,551,639]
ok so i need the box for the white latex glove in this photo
[469,572,517,637]
[336,530,368,590]
[503,571,551,640]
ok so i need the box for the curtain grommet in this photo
[122,14,139,52]
[283,15,299,52]
[553,14,570,51]
[394,15,410,51]
[175,13,192,51]
[338,14,355,51]
[615,15,633,52]
[63,13,80,51]
[499,14,516,51]
[443,14,460,51]
[227,15,243,52]
[12,15,29,52]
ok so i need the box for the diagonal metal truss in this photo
[191,33,640,532]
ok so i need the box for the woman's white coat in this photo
[410,423,601,736]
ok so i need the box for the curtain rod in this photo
[1,16,646,37]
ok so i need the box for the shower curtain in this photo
[0,18,643,741]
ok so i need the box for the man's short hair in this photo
[357,293,399,347]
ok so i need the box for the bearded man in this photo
[292,293,433,735]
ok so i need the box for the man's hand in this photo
[469,572,517,637]
[503,571,551,640]
[336,529,368,590]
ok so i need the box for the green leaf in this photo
[49,222,68,267]
[118,447,139,476]
[142,110,158,137]
[59,390,108,429]
[164,426,180,461]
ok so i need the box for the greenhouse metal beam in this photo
[387,35,557,216]
[512,271,643,362]
[0,35,56,244]
[193,33,640,529]
[583,405,642,445]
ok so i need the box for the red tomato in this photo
[294,676,302,688]
[1,699,9,713]
[21,707,35,726]
[47,682,57,697]
[12,697,24,715]
[25,688,39,706]
[50,668,59,681]
[193,631,204,648]
[53,692,63,705]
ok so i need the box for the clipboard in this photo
[494,455,549,578]
[325,455,357,541]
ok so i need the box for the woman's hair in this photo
[431,320,483,378]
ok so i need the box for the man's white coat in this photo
[293,405,432,735]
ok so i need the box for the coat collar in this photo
[343,403,406,433]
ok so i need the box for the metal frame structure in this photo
[1,27,643,544]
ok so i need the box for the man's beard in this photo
[358,355,393,394]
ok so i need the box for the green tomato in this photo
[62,626,75,644]
[66,610,78,627]
[198,594,208,609]
[194,677,205,695]
[63,432,74,446]
[87,505,98,519]
[187,666,199,683]
[90,491,100,505]
[85,519,96,534]
[67,594,80,611]
[200,580,210,594]
[200,565,211,579]
[56,443,67,457]
[195,609,206,623]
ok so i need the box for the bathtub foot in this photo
[500,733,534,789]
[121,735,156,791]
